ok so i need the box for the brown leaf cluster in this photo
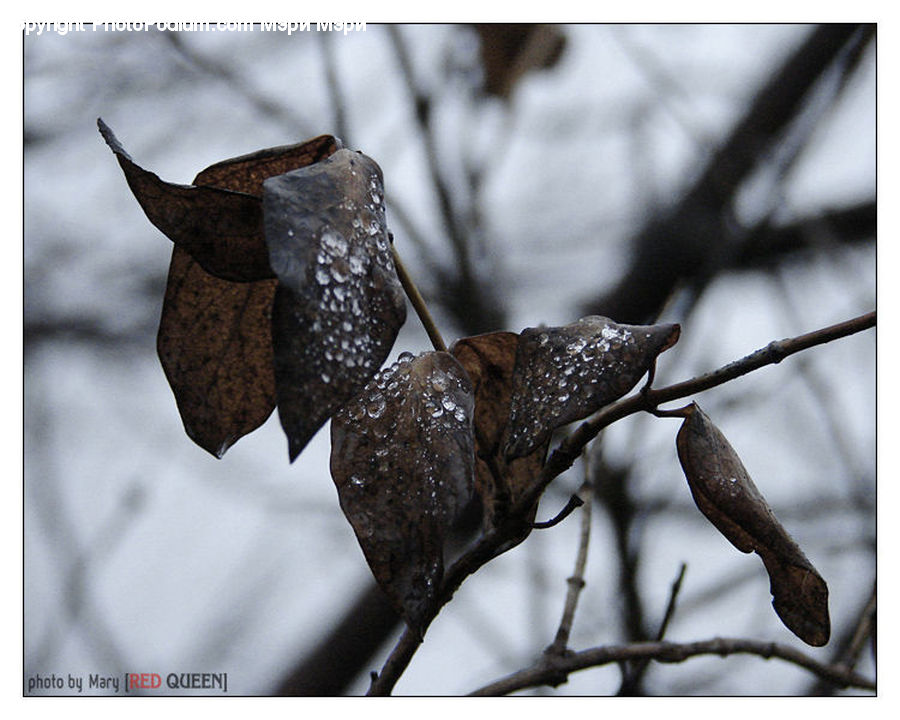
[452,317,679,552]
[100,120,405,460]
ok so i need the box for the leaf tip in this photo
[97,117,128,158]
[287,438,303,463]
[771,563,831,646]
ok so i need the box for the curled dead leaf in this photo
[101,119,343,457]
[676,402,830,646]
[99,118,340,282]
[450,332,548,546]
[264,150,406,460]
[330,352,475,637]
[158,248,278,457]
[505,316,680,460]
[473,24,567,99]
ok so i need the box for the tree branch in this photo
[618,562,687,694]
[367,310,875,694]
[545,479,593,655]
[469,636,876,695]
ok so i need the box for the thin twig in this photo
[469,636,876,695]
[656,563,688,642]
[387,26,472,278]
[531,494,583,530]
[619,562,687,694]
[367,311,875,695]
[162,32,315,138]
[317,31,349,145]
[546,478,594,655]
[391,243,447,352]
[841,580,877,671]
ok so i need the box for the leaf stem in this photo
[531,494,584,529]
[391,242,447,352]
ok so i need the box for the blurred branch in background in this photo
[583,24,875,324]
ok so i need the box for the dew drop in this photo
[315,266,331,285]
[366,394,386,419]
[430,371,449,393]
[322,231,348,257]
[349,251,367,275]
[348,403,365,421]
[331,260,350,283]
[566,337,587,355]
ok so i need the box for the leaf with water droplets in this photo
[676,402,830,646]
[450,332,547,545]
[264,149,406,461]
[330,352,475,637]
[505,316,680,459]
[98,118,340,282]
[119,119,343,457]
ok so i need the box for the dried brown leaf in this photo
[676,402,830,646]
[100,118,343,457]
[330,352,475,636]
[506,316,680,459]
[473,24,567,99]
[158,248,278,457]
[450,332,547,544]
[264,149,406,461]
[98,118,340,282]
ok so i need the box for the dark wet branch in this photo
[470,636,875,696]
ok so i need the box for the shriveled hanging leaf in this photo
[505,316,680,460]
[472,24,567,99]
[330,351,475,637]
[98,117,340,282]
[450,332,548,544]
[98,118,343,457]
[676,402,830,646]
[264,149,406,461]
[158,248,278,457]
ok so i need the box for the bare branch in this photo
[545,478,594,655]
[368,311,874,695]
[470,636,876,695]
[619,562,687,694]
